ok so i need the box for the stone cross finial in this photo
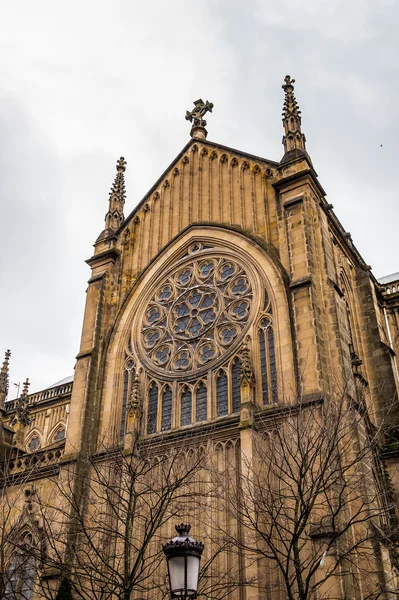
[186,99,214,140]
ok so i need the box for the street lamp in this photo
[163,524,204,600]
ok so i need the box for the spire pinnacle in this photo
[281,75,307,157]
[11,376,31,428]
[22,377,30,397]
[0,349,11,409]
[104,157,127,232]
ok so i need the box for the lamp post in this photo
[163,524,204,600]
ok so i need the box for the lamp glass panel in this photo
[186,555,200,593]
[168,556,185,594]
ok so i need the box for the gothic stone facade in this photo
[1,80,399,599]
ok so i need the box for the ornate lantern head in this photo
[163,524,204,599]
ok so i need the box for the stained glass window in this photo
[28,436,40,453]
[260,326,269,405]
[54,428,65,442]
[147,384,158,434]
[217,371,228,416]
[161,387,172,431]
[4,532,35,600]
[181,388,192,426]
[120,369,130,442]
[140,256,253,375]
[232,359,241,413]
[196,382,207,422]
[268,327,278,403]
[259,320,278,404]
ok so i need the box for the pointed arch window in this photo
[344,297,357,359]
[259,318,278,404]
[147,383,158,434]
[161,387,172,431]
[195,383,207,422]
[54,428,65,443]
[181,388,192,426]
[4,531,36,600]
[231,359,241,414]
[27,436,41,453]
[216,371,228,416]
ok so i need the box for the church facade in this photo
[1,77,399,599]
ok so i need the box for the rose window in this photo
[139,256,253,375]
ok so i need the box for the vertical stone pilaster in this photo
[64,248,120,458]
[356,269,399,426]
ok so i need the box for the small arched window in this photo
[216,371,228,416]
[231,359,241,414]
[27,436,40,453]
[161,387,172,431]
[147,383,158,435]
[180,388,192,426]
[259,318,278,404]
[195,383,207,422]
[54,428,65,443]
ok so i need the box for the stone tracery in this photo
[139,255,253,375]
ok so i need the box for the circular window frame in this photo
[132,245,262,381]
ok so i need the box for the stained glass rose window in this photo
[139,255,253,375]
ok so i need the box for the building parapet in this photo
[4,381,73,413]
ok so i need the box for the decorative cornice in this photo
[86,248,121,269]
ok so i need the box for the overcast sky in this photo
[1,0,398,397]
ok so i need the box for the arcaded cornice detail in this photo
[0,349,11,408]
[103,157,127,234]
[281,75,307,156]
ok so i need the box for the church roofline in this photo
[119,137,280,233]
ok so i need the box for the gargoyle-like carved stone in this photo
[240,337,255,388]
[123,229,130,244]
[130,374,142,414]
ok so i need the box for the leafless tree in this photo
[28,427,246,600]
[208,389,399,600]
[0,449,47,600]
